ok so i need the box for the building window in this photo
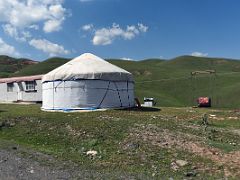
[7,83,14,92]
[25,81,36,91]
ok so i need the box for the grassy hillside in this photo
[5,55,240,108]
[0,55,37,78]
[0,104,240,178]
[109,56,240,108]
[11,57,69,77]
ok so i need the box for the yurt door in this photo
[17,82,24,101]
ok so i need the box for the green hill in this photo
[4,55,240,108]
[111,56,240,108]
[0,55,38,78]
[11,57,69,77]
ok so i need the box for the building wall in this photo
[0,80,42,103]
[0,83,18,102]
[21,80,42,102]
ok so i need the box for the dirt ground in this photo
[0,141,146,180]
[127,123,240,178]
[0,146,93,180]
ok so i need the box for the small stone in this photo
[10,122,16,127]
[0,158,8,163]
[209,114,216,117]
[171,162,179,171]
[4,122,11,127]
[192,166,197,170]
[176,160,188,167]
[86,150,98,156]
[185,171,197,177]
[30,169,34,174]
[125,142,140,150]
[12,146,18,150]
[162,142,168,146]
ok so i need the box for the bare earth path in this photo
[0,149,73,180]
[0,146,93,180]
[0,141,141,180]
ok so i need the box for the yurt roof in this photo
[42,53,133,82]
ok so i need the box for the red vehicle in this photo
[197,97,211,107]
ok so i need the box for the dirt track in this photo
[0,143,144,180]
[0,147,90,180]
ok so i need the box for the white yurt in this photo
[41,53,135,111]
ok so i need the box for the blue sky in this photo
[0,0,240,61]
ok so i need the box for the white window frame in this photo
[7,83,14,92]
[25,81,36,91]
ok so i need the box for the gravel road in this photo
[0,147,96,180]
[0,142,144,180]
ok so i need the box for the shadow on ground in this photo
[118,107,161,112]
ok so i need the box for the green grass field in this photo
[0,104,240,178]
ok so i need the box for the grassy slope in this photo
[0,104,240,178]
[109,56,240,108]
[9,55,240,108]
[11,57,69,77]
[0,55,37,78]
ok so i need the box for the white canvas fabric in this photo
[41,53,135,111]
[42,80,135,110]
[42,53,133,82]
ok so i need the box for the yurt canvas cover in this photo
[42,53,135,111]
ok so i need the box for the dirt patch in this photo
[216,60,228,64]
[143,70,152,76]
[65,124,82,137]
[181,124,201,130]
[132,70,152,76]
[232,129,240,136]
[133,71,141,76]
[125,124,240,177]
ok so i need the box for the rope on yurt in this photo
[127,81,130,107]
[97,81,111,108]
[52,81,55,109]
[54,81,64,90]
[114,82,123,107]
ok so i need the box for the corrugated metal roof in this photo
[0,75,43,83]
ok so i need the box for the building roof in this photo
[42,53,133,82]
[0,75,43,83]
